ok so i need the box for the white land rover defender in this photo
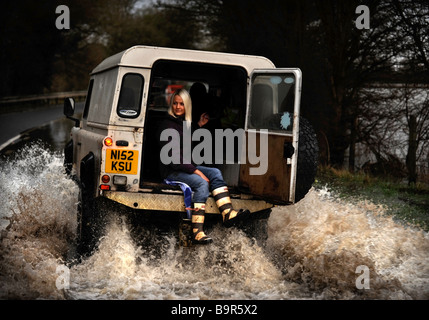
[63,46,318,255]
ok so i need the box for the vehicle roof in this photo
[91,45,276,75]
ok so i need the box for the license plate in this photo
[105,149,139,175]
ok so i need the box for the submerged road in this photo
[0,102,84,149]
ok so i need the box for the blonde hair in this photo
[168,89,193,125]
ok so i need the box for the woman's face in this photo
[172,94,185,117]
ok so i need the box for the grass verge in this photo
[314,166,429,232]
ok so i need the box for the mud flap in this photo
[164,179,195,247]
[179,218,193,247]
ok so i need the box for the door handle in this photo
[283,142,294,159]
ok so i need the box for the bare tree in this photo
[389,0,429,183]
[356,83,429,180]
[356,85,406,175]
[401,85,429,184]
[391,0,429,76]
[315,0,399,169]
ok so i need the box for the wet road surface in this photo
[0,102,84,150]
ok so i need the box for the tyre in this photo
[295,117,319,202]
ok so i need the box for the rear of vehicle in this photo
[64,46,318,254]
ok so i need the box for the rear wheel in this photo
[295,117,319,202]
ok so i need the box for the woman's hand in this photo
[198,112,210,127]
[194,169,209,182]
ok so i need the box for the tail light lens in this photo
[104,137,113,147]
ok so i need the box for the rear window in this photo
[247,73,296,134]
[117,73,144,118]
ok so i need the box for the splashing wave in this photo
[1,145,428,299]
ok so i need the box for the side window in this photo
[117,73,144,118]
[83,79,94,119]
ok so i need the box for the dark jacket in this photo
[157,113,199,178]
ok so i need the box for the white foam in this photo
[1,145,428,300]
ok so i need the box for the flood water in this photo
[0,122,428,300]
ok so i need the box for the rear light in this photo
[100,185,110,191]
[104,137,113,147]
[113,175,127,186]
[101,175,110,183]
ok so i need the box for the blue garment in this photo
[166,166,226,204]
[164,179,193,219]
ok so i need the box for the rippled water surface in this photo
[1,145,428,300]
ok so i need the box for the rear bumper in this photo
[102,189,274,214]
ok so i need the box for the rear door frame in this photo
[243,68,302,203]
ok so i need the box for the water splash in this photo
[0,144,78,299]
[0,145,428,300]
[267,188,429,299]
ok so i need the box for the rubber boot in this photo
[192,203,213,245]
[212,186,250,228]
